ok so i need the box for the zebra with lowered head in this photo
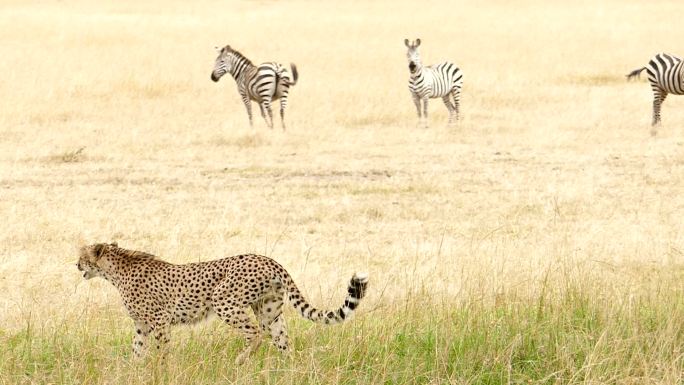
[627,53,684,132]
[405,38,463,128]
[211,45,298,130]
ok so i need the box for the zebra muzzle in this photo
[210,73,220,82]
[409,62,416,72]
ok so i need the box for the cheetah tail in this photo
[287,272,369,325]
[626,67,646,81]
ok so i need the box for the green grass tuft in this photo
[1,285,682,385]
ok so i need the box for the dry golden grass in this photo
[1,0,684,384]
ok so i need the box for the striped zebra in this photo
[627,53,684,130]
[405,39,463,128]
[211,45,298,130]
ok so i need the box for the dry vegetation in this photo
[1,0,684,384]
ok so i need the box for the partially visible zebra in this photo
[211,45,298,130]
[627,53,684,131]
[405,38,463,128]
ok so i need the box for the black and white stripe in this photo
[283,272,369,325]
[211,45,298,130]
[627,53,684,129]
[405,38,463,127]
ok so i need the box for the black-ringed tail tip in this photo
[341,272,370,318]
[291,271,370,325]
[352,272,370,295]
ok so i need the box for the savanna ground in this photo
[1,0,684,384]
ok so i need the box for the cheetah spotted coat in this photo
[77,243,368,364]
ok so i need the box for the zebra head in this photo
[211,46,232,82]
[404,39,422,74]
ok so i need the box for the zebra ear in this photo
[415,38,421,47]
[404,39,410,47]
[214,46,221,53]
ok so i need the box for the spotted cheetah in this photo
[76,242,369,364]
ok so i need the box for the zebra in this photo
[405,38,463,128]
[627,53,684,131]
[211,45,298,130]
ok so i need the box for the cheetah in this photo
[76,242,369,364]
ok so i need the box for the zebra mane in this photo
[222,45,254,66]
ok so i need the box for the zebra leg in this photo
[651,88,667,133]
[412,94,421,127]
[259,103,266,121]
[452,88,461,121]
[442,96,455,126]
[260,100,274,129]
[241,95,253,127]
[280,97,288,131]
[422,97,429,128]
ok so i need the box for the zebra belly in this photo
[429,89,452,98]
[409,76,455,98]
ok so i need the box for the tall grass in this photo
[2,271,682,384]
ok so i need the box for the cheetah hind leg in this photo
[212,278,265,364]
[266,313,289,354]
[253,281,289,354]
[214,305,262,365]
[233,308,262,364]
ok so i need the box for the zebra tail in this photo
[289,63,298,86]
[285,272,368,325]
[626,67,646,80]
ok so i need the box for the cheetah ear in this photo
[110,241,118,247]
[415,38,421,47]
[404,39,410,48]
[83,243,107,263]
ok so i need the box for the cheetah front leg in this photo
[132,321,151,358]
[150,324,171,359]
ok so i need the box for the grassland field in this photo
[1,0,684,384]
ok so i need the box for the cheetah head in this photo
[77,242,116,280]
